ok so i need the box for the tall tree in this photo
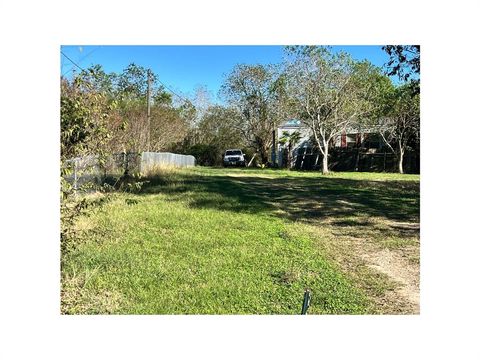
[197,105,244,149]
[221,64,288,164]
[376,84,420,174]
[105,63,186,153]
[191,85,213,125]
[285,46,385,174]
[383,45,420,94]
[182,105,246,165]
[115,63,157,100]
[149,105,189,151]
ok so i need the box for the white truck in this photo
[223,149,246,167]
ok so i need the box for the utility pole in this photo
[146,69,152,152]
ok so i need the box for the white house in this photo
[276,119,311,167]
[276,119,386,168]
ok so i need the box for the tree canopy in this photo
[383,45,420,94]
[61,46,420,173]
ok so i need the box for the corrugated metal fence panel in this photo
[140,152,195,173]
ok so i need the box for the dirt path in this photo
[309,219,420,314]
[333,218,420,314]
[362,247,420,313]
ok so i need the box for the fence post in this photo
[354,149,360,171]
[123,151,128,176]
[73,158,78,193]
[301,289,311,315]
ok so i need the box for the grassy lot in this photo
[61,167,420,314]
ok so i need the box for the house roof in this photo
[278,120,380,135]
[279,119,302,128]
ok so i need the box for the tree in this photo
[383,45,420,94]
[285,46,385,174]
[174,105,246,166]
[221,64,288,164]
[178,85,214,147]
[149,105,189,151]
[60,74,114,162]
[173,99,198,150]
[197,105,244,150]
[191,85,213,125]
[115,63,157,100]
[95,63,187,153]
[376,84,420,174]
[60,72,118,254]
[60,63,192,178]
[76,64,116,96]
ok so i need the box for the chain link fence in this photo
[63,155,103,190]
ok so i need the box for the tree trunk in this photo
[260,149,269,165]
[322,146,329,174]
[254,140,268,165]
[398,148,404,174]
[288,143,292,169]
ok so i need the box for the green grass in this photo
[61,167,420,314]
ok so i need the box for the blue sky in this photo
[60,45,393,102]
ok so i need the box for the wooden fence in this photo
[291,149,419,173]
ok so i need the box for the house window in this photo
[346,134,357,148]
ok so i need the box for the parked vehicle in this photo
[223,149,246,167]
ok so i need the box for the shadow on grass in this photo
[139,170,420,225]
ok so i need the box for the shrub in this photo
[186,143,221,166]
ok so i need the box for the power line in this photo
[61,48,190,105]
[62,46,102,76]
[156,79,190,104]
[78,46,102,64]
[61,51,84,72]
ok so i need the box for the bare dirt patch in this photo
[362,248,420,313]
[301,216,420,314]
